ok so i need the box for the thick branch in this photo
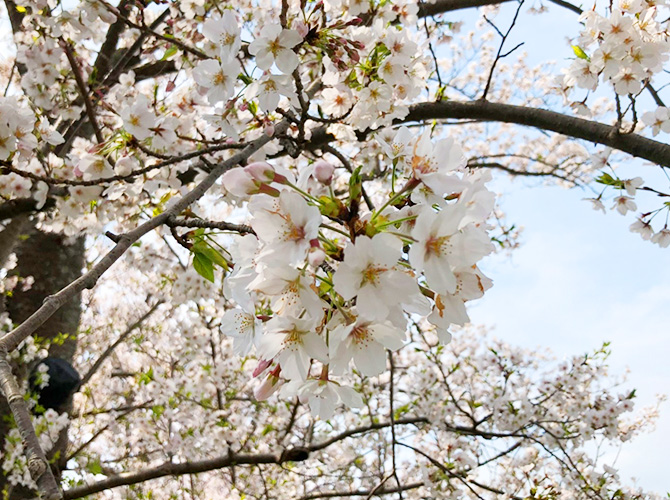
[403,100,670,167]
[418,0,582,17]
[62,417,427,499]
[297,482,424,500]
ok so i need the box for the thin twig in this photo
[61,40,104,144]
[481,0,525,100]
[79,300,165,387]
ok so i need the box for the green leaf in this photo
[193,243,228,270]
[572,45,589,60]
[87,460,103,475]
[151,404,165,418]
[595,172,623,187]
[193,253,215,282]
[161,46,178,61]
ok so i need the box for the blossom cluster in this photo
[219,126,495,417]
[583,148,670,247]
[563,3,669,96]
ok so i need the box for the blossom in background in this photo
[202,10,241,61]
[193,58,241,104]
[248,25,302,74]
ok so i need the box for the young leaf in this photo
[193,253,215,282]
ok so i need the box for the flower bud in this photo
[313,159,335,185]
[244,161,275,182]
[293,20,309,39]
[222,167,256,196]
[308,247,326,267]
[254,371,283,401]
[253,359,273,378]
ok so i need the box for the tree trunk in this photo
[0,224,85,497]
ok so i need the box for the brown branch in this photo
[417,0,581,17]
[166,216,255,234]
[62,417,428,499]
[91,0,132,86]
[402,100,670,167]
[1,140,246,187]
[61,41,104,145]
[468,161,576,183]
[0,352,61,500]
[297,482,424,500]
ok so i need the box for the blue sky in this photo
[472,177,670,492]
[440,3,670,492]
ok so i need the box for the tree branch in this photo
[297,482,424,500]
[403,100,670,167]
[62,417,428,499]
[166,216,255,235]
[61,41,104,145]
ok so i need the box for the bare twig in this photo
[166,216,255,235]
[481,0,525,100]
[61,41,104,144]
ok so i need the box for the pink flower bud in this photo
[293,20,310,39]
[166,81,176,92]
[244,161,275,182]
[308,247,326,267]
[254,372,283,401]
[253,359,273,378]
[264,122,275,137]
[222,167,257,196]
[313,159,335,185]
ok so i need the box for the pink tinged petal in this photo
[357,284,390,321]
[329,338,352,375]
[353,341,386,376]
[302,332,328,363]
[247,38,264,56]
[371,323,406,351]
[260,24,283,39]
[371,233,402,267]
[336,386,363,409]
[279,346,309,380]
[258,90,280,112]
[254,51,274,70]
[332,264,362,300]
[258,334,284,360]
[279,29,303,48]
[311,388,337,419]
[276,49,299,74]
[408,242,426,273]
[424,256,457,295]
